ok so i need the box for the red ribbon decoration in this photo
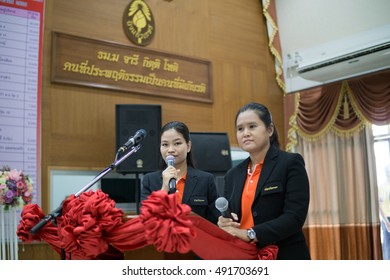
[17,190,278,260]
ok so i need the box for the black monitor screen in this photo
[100,178,139,203]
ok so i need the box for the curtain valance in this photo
[286,70,390,146]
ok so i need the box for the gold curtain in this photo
[262,0,285,92]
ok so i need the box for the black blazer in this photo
[141,166,220,224]
[224,145,311,260]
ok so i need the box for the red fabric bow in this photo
[56,190,125,259]
[139,190,195,253]
[17,204,62,253]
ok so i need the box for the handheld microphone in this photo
[119,129,147,151]
[215,197,234,219]
[165,155,176,194]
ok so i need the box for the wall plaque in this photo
[123,0,155,46]
[51,32,213,103]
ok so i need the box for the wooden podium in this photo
[124,245,196,260]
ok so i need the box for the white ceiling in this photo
[276,0,390,54]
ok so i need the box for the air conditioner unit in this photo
[296,42,390,82]
[292,25,390,83]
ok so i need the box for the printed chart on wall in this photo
[0,0,44,206]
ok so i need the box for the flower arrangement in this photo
[0,166,33,210]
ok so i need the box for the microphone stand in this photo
[29,144,142,258]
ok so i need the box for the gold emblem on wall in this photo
[123,0,155,46]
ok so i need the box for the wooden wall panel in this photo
[40,0,284,214]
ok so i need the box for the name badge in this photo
[261,183,283,195]
[190,196,208,205]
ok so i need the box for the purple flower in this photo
[4,190,14,204]
[7,179,17,192]
[1,168,33,208]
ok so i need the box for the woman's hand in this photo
[161,165,178,192]
[217,214,255,242]
[217,213,240,234]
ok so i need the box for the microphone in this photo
[215,197,234,219]
[165,155,176,194]
[119,129,147,151]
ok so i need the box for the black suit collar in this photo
[255,145,279,199]
[232,146,280,202]
[181,167,199,204]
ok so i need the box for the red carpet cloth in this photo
[189,215,278,260]
[17,190,278,260]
